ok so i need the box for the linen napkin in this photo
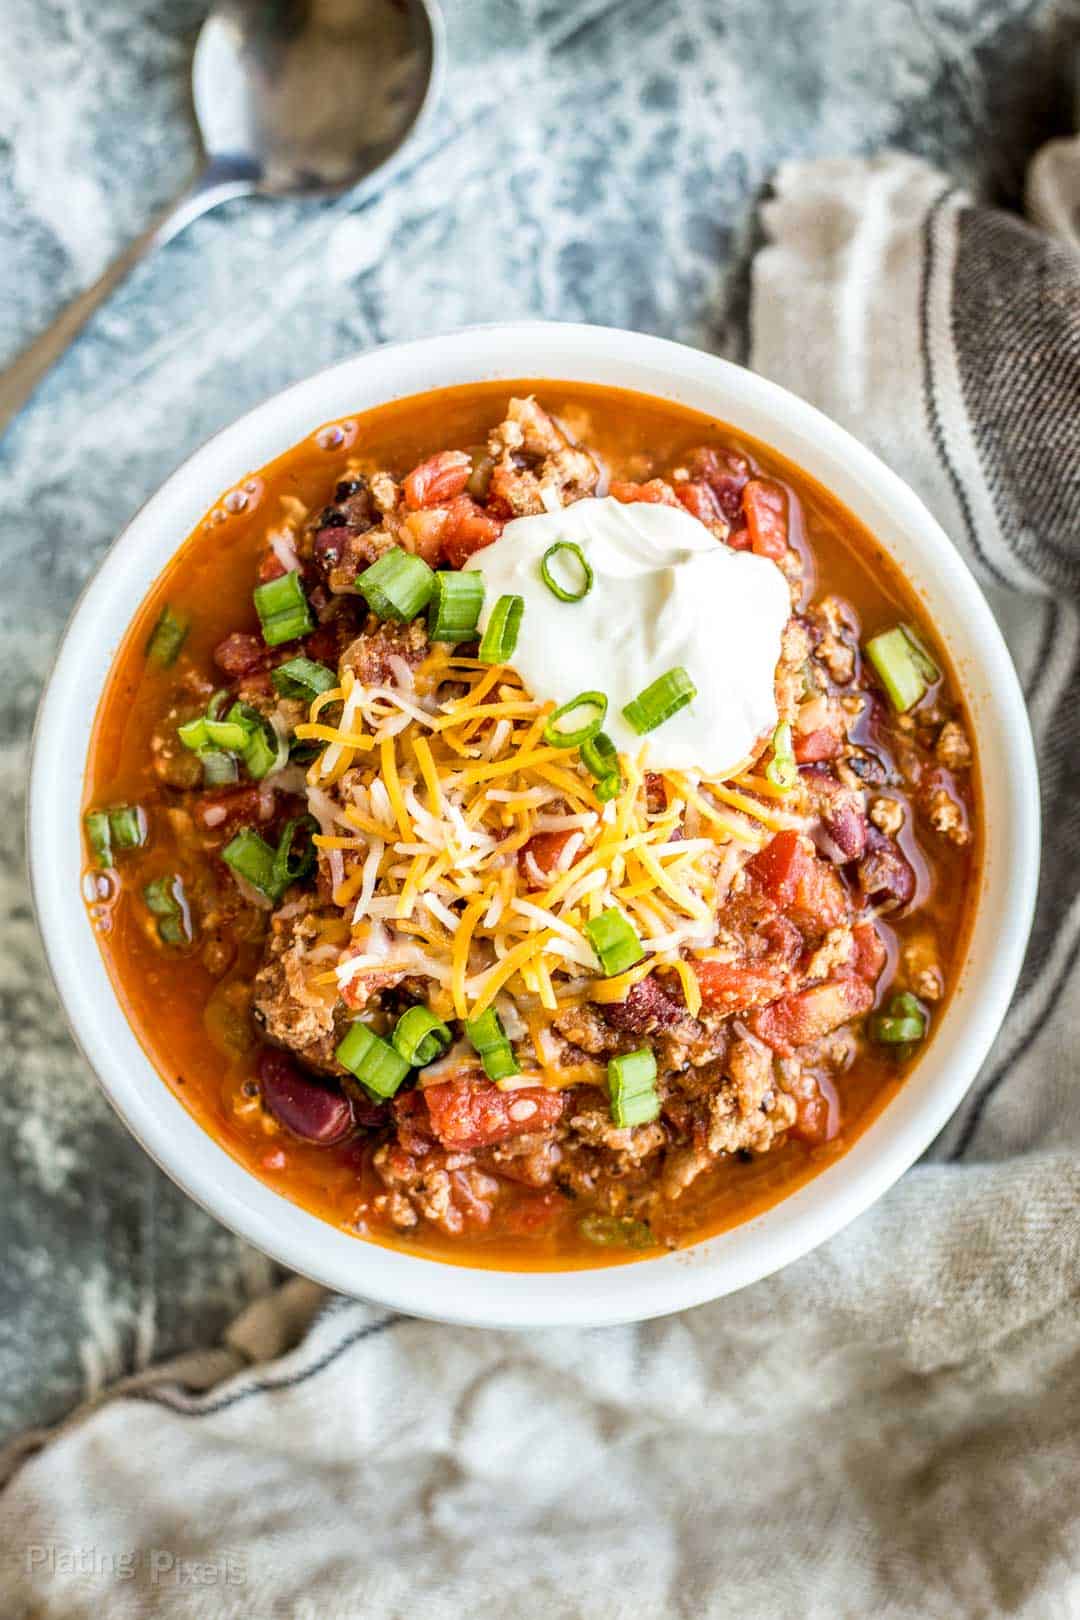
[3,142,1080,1620]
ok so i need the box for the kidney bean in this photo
[257,1048,353,1144]
[213,632,267,678]
[857,827,916,910]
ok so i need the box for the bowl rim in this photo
[27,320,1040,1328]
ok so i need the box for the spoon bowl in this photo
[194,0,442,196]
[0,0,444,437]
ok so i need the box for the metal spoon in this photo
[0,0,443,437]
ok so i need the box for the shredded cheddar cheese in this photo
[303,653,788,1033]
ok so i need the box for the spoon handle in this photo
[0,166,254,440]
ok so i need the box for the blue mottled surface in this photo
[0,0,1071,1440]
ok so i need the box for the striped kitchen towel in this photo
[2,143,1080,1620]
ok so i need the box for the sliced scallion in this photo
[579,1212,654,1248]
[145,604,189,667]
[358,547,436,622]
[540,540,593,602]
[204,717,252,753]
[85,810,113,869]
[221,829,279,902]
[585,908,645,976]
[464,1006,521,1082]
[765,720,797,792]
[428,570,485,643]
[607,1047,660,1127]
[142,874,192,947]
[622,667,697,735]
[872,991,928,1047]
[109,805,147,851]
[270,656,337,701]
[581,731,618,781]
[865,625,940,713]
[253,570,314,647]
[198,749,239,786]
[594,773,623,803]
[271,816,317,895]
[543,690,607,750]
[335,1021,411,1100]
[477,594,524,665]
[393,1005,452,1067]
[177,716,210,751]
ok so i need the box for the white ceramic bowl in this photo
[29,322,1040,1328]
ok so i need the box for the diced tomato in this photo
[213,632,267,678]
[794,727,844,764]
[786,1070,840,1146]
[742,479,789,562]
[747,831,849,936]
[257,551,288,583]
[747,830,808,907]
[441,495,502,569]
[675,480,723,525]
[608,478,680,507]
[851,920,887,983]
[403,451,471,511]
[400,506,449,564]
[694,958,792,1016]
[518,829,576,889]
[423,1077,565,1151]
[750,975,874,1055]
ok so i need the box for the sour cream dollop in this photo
[467,496,790,777]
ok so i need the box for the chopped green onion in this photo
[901,623,941,685]
[542,690,607,750]
[85,810,113,869]
[393,1005,452,1066]
[289,739,320,766]
[428,570,485,642]
[765,720,798,792]
[206,689,231,722]
[145,604,189,667]
[477,594,524,665]
[253,570,314,647]
[584,908,645,976]
[872,991,928,1047]
[223,819,316,904]
[581,731,623,800]
[198,749,239,786]
[581,731,618,780]
[622,667,697,735]
[142,874,192,947]
[270,657,338,701]
[335,1021,411,1100]
[875,1015,926,1044]
[607,1047,660,1127]
[227,701,286,781]
[540,540,593,602]
[579,1212,654,1249]
[240,721,277,780]
[865,625,939,713]
[204,717,252,752]
[177,716,210,751]
[358,547,436,622]
[221,829,279,902]
[85,806,147,868]
[109,805,147,851]
[271,816,317,895]
[464,1007,521,1082]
